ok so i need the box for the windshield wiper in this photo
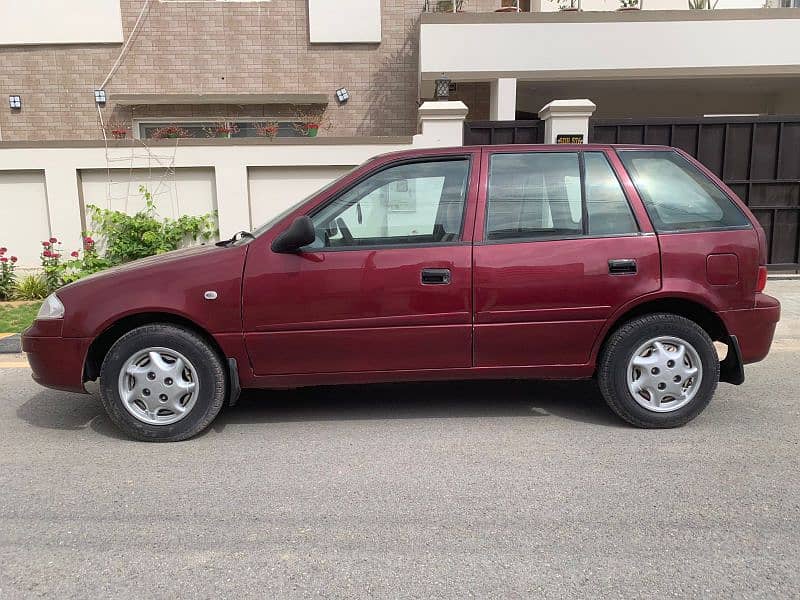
[216,230,254,247]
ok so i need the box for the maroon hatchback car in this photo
[22,144,780,441]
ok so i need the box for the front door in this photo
[242,154,478,376]
[473,148,661,367]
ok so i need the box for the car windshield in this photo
[246,163,368,241]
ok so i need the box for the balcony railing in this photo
[423,1,530,13]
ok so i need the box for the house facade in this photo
[2,1,799,142]
[1,0,800,267]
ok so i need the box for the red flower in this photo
[10,256,17,263]
[42,241,50,247]
[84,236,94,244]
[49,237,58,244]
[71,251,79,258]
[53,253,61,259]
[0,247,6,254]
[42,250,52,258]
[0,257,7,263]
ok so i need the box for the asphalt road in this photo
[1,282,799,599]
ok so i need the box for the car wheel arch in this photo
[592,296,730,369]
[83,312,226,383]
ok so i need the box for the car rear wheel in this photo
[598,313,720,428]
[99,323,227,442]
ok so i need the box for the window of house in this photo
[138,120,302,140]
[307,158,470,249]
[618,150,750,232]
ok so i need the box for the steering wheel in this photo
[335,218,354,245]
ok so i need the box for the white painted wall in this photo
[248,166,356,228]
[308,0,381,43]
[420,15,800,79]
[0,171,51,265]
[80,168,217,220]
[0,0,123,45]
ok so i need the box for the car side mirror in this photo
[271,216,316,253]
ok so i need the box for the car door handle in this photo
[608,259,637,275]
[421,268,451,285]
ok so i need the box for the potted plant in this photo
[151,125,191,139]
[688,0,718,8]
[556,0,579,11]
[204,121,240,138]
[106,120,130,139]
[431,0,465,12]
[255,121,280,139]
[618,0,640,9]
[292,107,330,138]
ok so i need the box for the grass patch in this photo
[0,302,40,333]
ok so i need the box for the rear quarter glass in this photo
[617,150,751,233]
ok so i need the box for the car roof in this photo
[370,143,675,162]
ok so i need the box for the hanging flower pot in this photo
[256,122,280,139]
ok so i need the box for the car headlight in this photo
[37,293,65,320]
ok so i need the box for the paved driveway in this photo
[1,282,799,598]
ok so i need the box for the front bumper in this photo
[720,293,781,365]
[21,322,91,393]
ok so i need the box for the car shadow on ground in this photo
[210,379,623,432]
[16,379,626,441]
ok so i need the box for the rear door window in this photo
[485,151,638,241]
[618,150,750,232]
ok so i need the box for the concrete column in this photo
[413,101,469,148]
[44,165,84,246]
[489,78,517,121]
[538,99,596,144]
[214,163,251,238]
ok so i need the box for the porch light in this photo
[434,75,451,100]
[9,95,21,109]
[335,87,350,104]
[94,89,107,105]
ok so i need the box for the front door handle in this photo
[608,258,637,275]
[421,268,451,285]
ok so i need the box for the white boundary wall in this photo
[0,102,468,266]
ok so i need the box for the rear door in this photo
[473,147,661,367]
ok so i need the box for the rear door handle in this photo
[421,268,451,285]
[608,259,637,275]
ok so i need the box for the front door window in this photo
[307,158,470,249]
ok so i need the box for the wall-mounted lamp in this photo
[94,89,107,105]
[434,75,451,101]
[9,95,21,110]
[335,87,350,104]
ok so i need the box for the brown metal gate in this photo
[463,120,544,145]
[591,117,800,269]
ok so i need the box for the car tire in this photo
[598,313,720,428]
[99,323,228,442]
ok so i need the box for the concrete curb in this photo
[0,334,21,354]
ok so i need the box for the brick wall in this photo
[0,0,433,141]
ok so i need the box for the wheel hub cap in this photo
[118,347,199,425]
[626,336,703,413]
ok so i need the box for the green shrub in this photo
[87,186,218,265]
[13,274,49,300]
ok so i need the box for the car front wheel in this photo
[99,323,228,442]
[598,313,720,428]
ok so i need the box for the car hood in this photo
[60,244,227,291]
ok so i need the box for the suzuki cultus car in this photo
[23,145,780,441]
